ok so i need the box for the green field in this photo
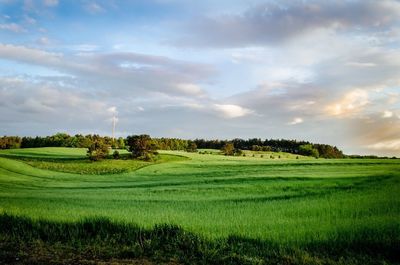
[0,147,399,264]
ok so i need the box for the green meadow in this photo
[0,147,399,264]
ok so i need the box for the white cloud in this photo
[0,77,118,133]
[0,23,25,33]
[182,102,205,110]
[175,83,205,97]
[0,43,63,66]
[0,44,215,97]
[325,89,369,117]
[366,139,400,151]
[288,117,303,125]
[107,106,117,114]
[382,110,393,118]
[213,104,253,118]
[69,44,99,52]
[346,62,376,68]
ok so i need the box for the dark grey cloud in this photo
[175,0,400,48]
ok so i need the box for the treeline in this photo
[0,134,345,158]
[193,138,344,158]
[0,133,125,149]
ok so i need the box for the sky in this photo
[0,0,399,156]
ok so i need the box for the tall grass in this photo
[1,214,398,264]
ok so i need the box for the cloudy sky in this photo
[0,0,399,156]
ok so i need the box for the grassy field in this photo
[0,147,399,264]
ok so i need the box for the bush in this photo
[87,140,110,161]
[113,150,120,159]
[234,148,243,156]
[127,135,157,161]
[299,144,319,158]
[221,143,235,156]
[186,142,198,153]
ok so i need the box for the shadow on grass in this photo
[0,214,398,265]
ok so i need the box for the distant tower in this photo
[112,114,116,143]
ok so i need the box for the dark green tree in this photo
[113,150,120,159]
[127,134,157,161]
[87,140,110,161]
[186,141,198,152]
[299,144,319,158]
[234,148,243,156]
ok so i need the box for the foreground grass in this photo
[1,214,398,265]
[0,147,399,264]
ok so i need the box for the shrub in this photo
[221,143,235,156]
[299,144,319,158]
[87,140,110,161]
[113,150,120,159]
[126,135,157,161]
[234,148,243,156]
[186,142,198,153]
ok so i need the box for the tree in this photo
[127,134,157,161]
[234,148,243,156]
[113,150,120,159]
[87,140,109,161]
[117,137,125,149]
[298,144,319,158]
[186,141,198,152]
[221,143,235,156]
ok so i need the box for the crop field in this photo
[0,147,399,264]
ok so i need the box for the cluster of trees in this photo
[193,138,344,158]
[127,135,158,161]
[1,134,344,158]
[152,138,188,151]
[87,134,163,162]
[0,136,22,149]
[298,144,320,158]
[87,134,159,161]
[0,133,125,149]
[87,137,110,161]
[186,141,198,152]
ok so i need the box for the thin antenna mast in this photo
[112,114,116,143]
